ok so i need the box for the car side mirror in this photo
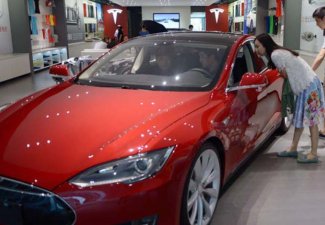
[239,72,267,87]
[227,72,267,93]
[49,64,70,83]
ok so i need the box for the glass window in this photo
[228,45,249,87]
[248,40,268,72]
[77,41,228,91]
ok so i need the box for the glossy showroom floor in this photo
[1,71,325,225]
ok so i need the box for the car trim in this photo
[225,83,267,92]
[0,103,11,112]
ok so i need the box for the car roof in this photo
[131,31,247,47]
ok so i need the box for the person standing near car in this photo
[254,33,325,163]
[139,24,149,36]
[311,6,325,138]
[114,25,124,43]
[114,25,120,41]
[117,25,124,43]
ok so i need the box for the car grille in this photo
[0,176,75,225]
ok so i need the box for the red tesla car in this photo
[0,32,292,225]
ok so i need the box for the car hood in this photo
[0,83,211,189]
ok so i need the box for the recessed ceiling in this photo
[109,0,221,6]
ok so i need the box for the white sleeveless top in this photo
[271,49,316,95]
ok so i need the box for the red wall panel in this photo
[103,5,128,39]
[83,3,87,17]
[206,4,228,32]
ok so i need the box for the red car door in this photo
[225,41,280,164]
[247,40,283,149]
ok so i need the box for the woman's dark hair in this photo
[254,33,299,69]
[312,7,325,19]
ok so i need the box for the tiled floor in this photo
[0,70,56,105]
[212,127,325,225]
[1,70,325,225]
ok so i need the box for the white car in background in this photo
[246,6,256,32]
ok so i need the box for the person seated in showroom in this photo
[122,35,129,42]
[93,37,109,49]
[139,24,150,36]
[106,37,116,48]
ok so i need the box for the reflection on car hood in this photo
[0,83,210,189]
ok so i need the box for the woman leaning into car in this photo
[254,33,325,163]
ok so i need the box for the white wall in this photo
[300,0,325,53]
[299,0,325,79]
[141,6,191,29]
[0,0,13,54]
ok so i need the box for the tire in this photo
[181,143,221,225]
[277,106,293,134]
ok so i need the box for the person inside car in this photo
[197,50,219,78]
[154,47,175,75]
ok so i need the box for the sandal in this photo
[297,153,319,164]
[277,150,298,158]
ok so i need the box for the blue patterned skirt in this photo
[293,77,325,128]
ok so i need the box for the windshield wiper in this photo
[76,79,139,89]
[120,85,137,89]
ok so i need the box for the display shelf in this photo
[32,53,44,70]
[60,48,68,61]
[52,49,60,64]
[32,47,68,72]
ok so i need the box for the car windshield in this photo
[77,39,228,91]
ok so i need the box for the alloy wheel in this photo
[186,148,221,225]
[283,106,293,130]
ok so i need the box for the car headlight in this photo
[70,146,174,187]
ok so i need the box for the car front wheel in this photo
[181,143,221,225]
[277,106,293,134]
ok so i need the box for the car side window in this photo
[228,44,254,87]
[243,44,255,73]
[248,40,268,72]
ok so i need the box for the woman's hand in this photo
[278,68,287,78]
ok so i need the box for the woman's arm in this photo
[311,48,325,71]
